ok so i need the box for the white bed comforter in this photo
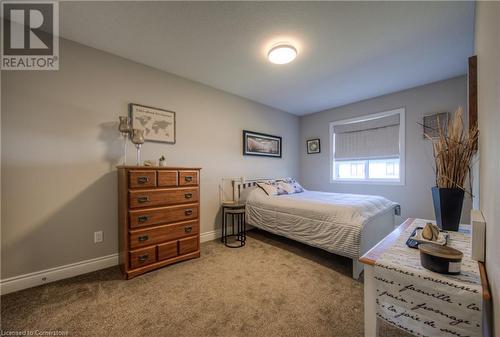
[245,189,398,259]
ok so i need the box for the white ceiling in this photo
[60,1,475,116]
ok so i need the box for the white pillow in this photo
[278,181,296,194]
[279,178,304,194]
[256,181,288,196]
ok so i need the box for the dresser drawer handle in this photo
[184,226,193,233]
[137,176,149,184]
[137,196,149,203]
[185,209,193,216]
[184,193,193,199]
[138,235,149,242]
[184,176,193,182]
[138,254,149,263]
[138,215,149,223]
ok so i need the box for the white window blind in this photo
[334,114,400,160]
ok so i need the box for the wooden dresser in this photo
[117,166,201,279]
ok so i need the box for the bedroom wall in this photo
[1,39,299,279]
[475,2,500,335]
[299,76,471,224]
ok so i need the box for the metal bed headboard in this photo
[232,178,275,202]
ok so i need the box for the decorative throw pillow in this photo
[279,178,304,194]
[256,181,288,196]
[277,181,296,194]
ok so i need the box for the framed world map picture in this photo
[129,103,176,144]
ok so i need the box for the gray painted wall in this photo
[475,2,500,335]
[0,39,473,283]
[299,76,471,224]
[1,39,299,279]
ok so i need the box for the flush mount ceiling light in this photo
[267,44,297,64]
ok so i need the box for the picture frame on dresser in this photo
[117,166,201,279]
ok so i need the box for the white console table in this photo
[360,218,491,337]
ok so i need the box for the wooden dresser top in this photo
[117,165,202,170]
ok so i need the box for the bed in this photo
[236,180,400,279]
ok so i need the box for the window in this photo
[330,108,405,184]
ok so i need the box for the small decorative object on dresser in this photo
[118,116,132,165]
[118,166,201,279]
[306,138,320,154]
[405,222,449,249]
[131,129,145,165]
[159,155,166,167]
[243,130,282,158]
[130,103,176,144]
[419,243,463,275]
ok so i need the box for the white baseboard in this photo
[0,253,118,295]
[200,228,222,243]
[1,229,223,295]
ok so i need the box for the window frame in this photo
[329,108,406,185]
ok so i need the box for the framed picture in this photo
[307,138,321,154]
[129,103,176,144]
[243,130,282,158]
[423,112,448,139]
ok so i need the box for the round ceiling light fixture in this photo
[267,44,297,65]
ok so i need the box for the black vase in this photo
[431,186,464,231]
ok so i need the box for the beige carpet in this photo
[1,230,410,337]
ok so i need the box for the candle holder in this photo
[131,129,145,165]
[118,116,132,165]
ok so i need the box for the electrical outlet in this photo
[94,231,103,243]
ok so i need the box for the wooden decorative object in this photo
[419,243,463,275]
[468,55,478,131]
[118,166,201,279]
[468,55,478,151]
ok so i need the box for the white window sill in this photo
[330,179,405,186]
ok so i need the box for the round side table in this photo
[221,202,246,248]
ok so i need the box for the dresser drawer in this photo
[165,221,199,242]
[179,236,199,255]
[129,204,199,228]
[129,228,161,249]
[130,221,199,249]
[129,220,199,249]
[158,241,178,260]
[179,170,199,186]
[158,170,178,187]
[129,246,157,269]
[129,187,199,209]
[129,170,157,189]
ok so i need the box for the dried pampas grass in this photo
[425,107,478,189]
